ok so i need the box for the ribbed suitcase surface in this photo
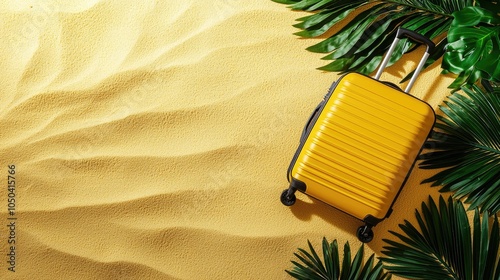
[291,73,435,221]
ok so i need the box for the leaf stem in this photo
[379,0,456,18]
[472,143,500,156]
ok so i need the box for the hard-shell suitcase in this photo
[280,28,436,243]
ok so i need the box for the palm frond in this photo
[381,195,500,280]
[286,237,391,280]
[419,85,500,214]
[476,0,500,14]
[272,0,475,75]
[482,80,500,92]
[273,0,500,88]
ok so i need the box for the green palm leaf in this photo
[419,85,500,213]
[381,195,499,280]
[286,237,391,280]
[272,0,474,74]
[273,0,500,88]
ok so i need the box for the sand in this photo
[0,1,453,279]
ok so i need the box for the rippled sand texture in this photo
[0,1,452,279]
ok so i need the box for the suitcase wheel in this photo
[280,189,296,206]
[357,225,374,243]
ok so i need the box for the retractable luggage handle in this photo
[374,28,436,93]
[301,103,322,142]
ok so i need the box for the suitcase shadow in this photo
[288,194,362,237]
[286,193,405,251]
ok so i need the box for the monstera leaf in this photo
[443,6,500,89]
[381,196,499,280]
[286,238,391,280]
[419,85,500,213]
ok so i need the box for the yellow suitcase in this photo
[280,28,436,242]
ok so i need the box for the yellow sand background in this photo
[0,1,454,279]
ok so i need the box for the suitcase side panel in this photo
[291,73,435,221]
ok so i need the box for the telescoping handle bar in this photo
[374,27,436,93]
